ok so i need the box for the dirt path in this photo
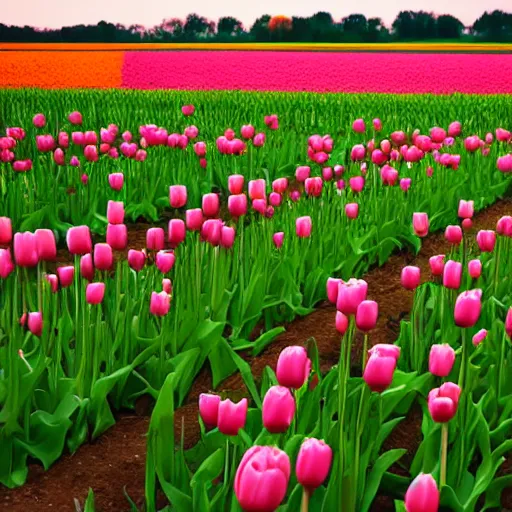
[1,198,511,512]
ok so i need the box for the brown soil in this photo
[1,198,511,512]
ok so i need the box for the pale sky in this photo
[2,0,509,30]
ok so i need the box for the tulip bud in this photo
[355,300,378,332]
[290,190,301,202]
[46,274,58,292]
[296,438,333,491]
[240,124,255,140]
[336,278,368,316]
[458,200,474,219]
[150,291,170,316]
[127,250,145,272]
[326,277,342,304]
[429,255,445,276]
[272,177,288,194]
[94,243,113,271]
[107,201,124,225]
[0,249,15,279]
[80,253,94,281]
[168,219,186,248]
[405,473,439,512]
[33,113,46,128]
[35,229,56,262]
[476,230,496,252]
[345,203,359,219]
[201,219,222,246]
[400,178,412,192]
[349,176,365,193]
[234,446,290,512]
[106,224,127,251]
[156,251,175,274]
[86,282,105,305]
[181,104,195,116]
[0,217,12,245]
[146,227,165,251]
[445,225,463,245]
[363,353,396,393]
[186,208,204,231]
[57,266,74,288]
[401,266,420,291]
[472,329,487,347]
[429,344,455,377]
[68,111,83,125]
[506,307,512,339]
[295,166,311,182]
[428,382,461,422]
[467,259,482,279]
[14,232,39,267]
[169,185,187,209]
[454,289,482,328]
[217,398,248,436]
[268,192,282,207]
[412,213,429,237]
[202,193,220,218]
[496,216,512,237]
[352,118,366,133]
[335,311,349,334]
[108,173,124,191]
[228,174,244,195]
[462,218,472,231]
[443,260,462,289]
[28,312,43,336]
[276,346,311,389]
[198,393,220,429]
[369,344,401,361]
[262,386,296,433]
[248,179,266,200]
[296,216,312,238]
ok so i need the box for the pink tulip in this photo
[372,118,382,131]
[220,226,236,248]
[14,232,39,267]
[193,141,206,157]
[413,213,429,237]
[335,311,349,334]
[336,278,368,315]
[506,307,512,339]
[27,312,43,337]
[290,190,301,202]
[497,154,512,173]
[185,208,204,231]
[272,178,288,194]
[352,118,366,133]
[127,250,146,272]
[356,300,378,332]
[184,125,199,139]
[296,438,333,492]
[264,114,279,130]
[167,219,186,248]
[252,199,266,215]
[84,145,98,162]
[107,201,124,225]
[198,393,220,429]
[70,156,80,167]
[226,194,247,218]
[348,176,364,193]
[296,216,312,238]
[405,473,439,512]
[430,127,446,143]
[350,144,366,161]
[217,398,248,436]
[150,291,170,316]
[202,193,220,217]
[334,164,345,176]
[169,185,187,209]
[454,289,482,328]
[108,148,119,160]
[12,159,33,172]
[199,158,207,169]
[86,282,105,305]
[345,203,359,219]
[248,179,266,200]
[390,131,406,146]
[276,346,311,389]
[269,232,284,250]
[458,200,474,219]
[33,113,46,128]
[181,104,195,116]
[447,121,461,138]
[94,243,113,271]
[162,278,172,295]
[234,445,290,512]
[428,382,461,423]
[36,134,55,153]
[79,253,94,281]
[443,260,462,289]
[468,259,482,279]
[305,177,323,197]
[369,344,401,361]
[0,217,13,245]
[399,178,412,192]
[472,329,488,347]
[268,192,282,207]
[496,216,512,236]
[53,148,65,166]
[464,136,480,153]
[201,219,222,246]
[476,230,496,252]
[106,224,127,251]
[363,353,396,393]
[33,229,56,262]
[253,133,266,147]
[295,166,311,182]
[68,111,83,125]
[326,277,342,304]
[0,249,15,279]
[496,127,511,142]
[401,266,420,291]
[0,149,14,163]
[146,228,165,251]
[445,225,462,245]
[46,273,58,293]
[228,175,244,195]
[462,218,472,231]
[241,124,255,140]
[429,344,455,377]
[135,149,147,162]
[156,251,175,274]
[100,128,116,145]
[262,386,296,433]
[108,173,124,191]
[429,255,445,276]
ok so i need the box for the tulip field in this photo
[0,86,512,512]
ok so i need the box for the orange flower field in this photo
[1,51,124,88]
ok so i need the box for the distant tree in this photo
[341,14,368,41]
[184,13,214,39]
[366,17,389,42]
[392,11,437,40]
[218,16,244,36]
[310,12,337,41]
[250,14,271,41]
[472,10,512,41]
[436,15,464,39]
[157,18,184,40]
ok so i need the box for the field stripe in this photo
[0,51,124,88]
[121,51,512,94]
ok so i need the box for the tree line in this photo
[1,10,512,43]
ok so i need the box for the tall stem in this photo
[440,422,449,487]
[301,488,310,512]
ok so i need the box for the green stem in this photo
[440,422,449,487]
[301,488,310,512]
